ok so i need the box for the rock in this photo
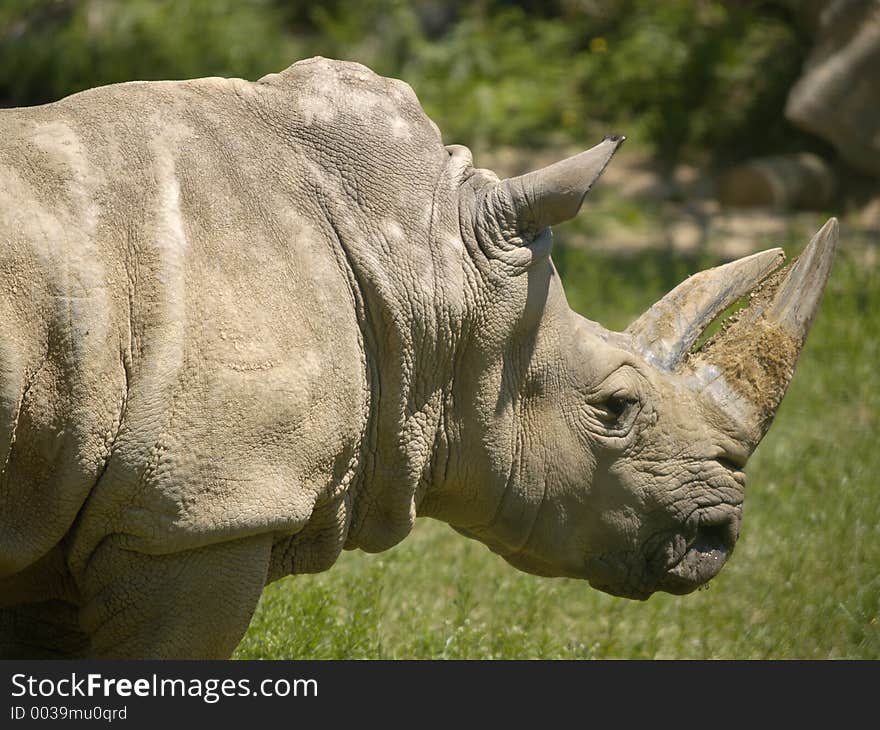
[857,195,880,226]
[785,0,880,177]
[718,153,836,209]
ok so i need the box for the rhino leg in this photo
[0,600,89,659]
[0,544,87,658]
[79,534,272,659]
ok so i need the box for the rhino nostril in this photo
[692,520,735,557]
[715,450,748,472]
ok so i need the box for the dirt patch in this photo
[690,266,799,427]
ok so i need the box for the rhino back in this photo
[0,72,369,580]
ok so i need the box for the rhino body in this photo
[0,58,836,658]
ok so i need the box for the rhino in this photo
[0,58,837,659]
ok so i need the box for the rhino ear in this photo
[498,135,624,231]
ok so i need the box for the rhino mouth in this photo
[584,508,741,600]
[656,517,739,595]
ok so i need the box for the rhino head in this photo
[421,138,838,599]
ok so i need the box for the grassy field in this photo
[234,225,879,660]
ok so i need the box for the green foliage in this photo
[399,6,591,149]
[291,0,815,158]
[237,242,879,659]
[1,0,815,160]
[0,0,298,105]
[580,1,813,160]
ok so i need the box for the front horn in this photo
[683,218,839,445]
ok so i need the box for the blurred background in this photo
[2,0,876,658]
[3,0,879,254]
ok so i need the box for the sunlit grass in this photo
[235,239,879,659]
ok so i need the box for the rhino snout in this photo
[656,512,741,595]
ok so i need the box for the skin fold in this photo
[0,58,834,658]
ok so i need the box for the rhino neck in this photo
[415,168,574,551]
[242,60,486,554]
[316,148,477,554]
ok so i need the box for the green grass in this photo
[234,236,879,659]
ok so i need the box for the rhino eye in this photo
[595,393,639,426]
[604,396,629,418]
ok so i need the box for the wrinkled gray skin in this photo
[0,58,836,658]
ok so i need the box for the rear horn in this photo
[626,248,786,371]
[496,136,624,232]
